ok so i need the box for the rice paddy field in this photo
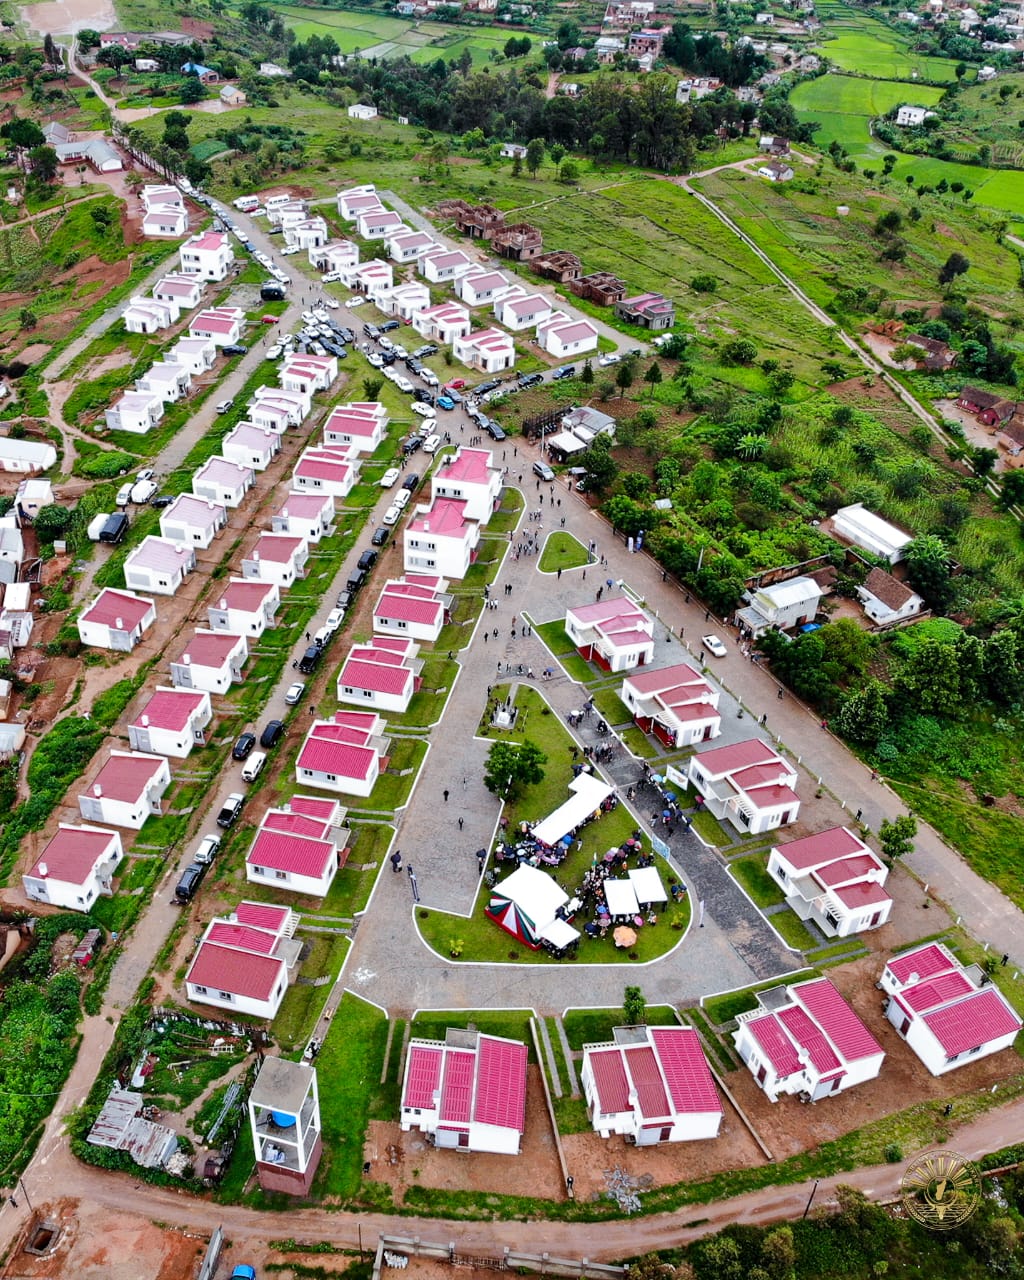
[789,75,945,153]
[810,1,963,82]
[271,4,522,65]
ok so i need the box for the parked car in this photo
[484,418,507,441]
[115,482,132,507]
[444,378,467,390]
[193,834,221,865]
[260,315,279,325]
[215,398,234,414]
[395,376,414,393]
[517,372,544,389]
[473,379,499,396]
[402,472,420,491]
[532,461,555,482]
[422,433,441,455]
[552,364,577,380]
[367,353,384,368]
[380,320,400,333]
[702,634,728,659]
[298,645,322,674]
[260,720,285,748]
[346,567,367,593]
[380,467,400,488]
[335,588,354,610]
[241,751,266,783]
[371,525,390,546]
[598,352,621,367]
[382,503,402,526]
[412,343,438,358]
[150,494,175,509]
[394,487,412,510]
[412,388,433,404]
[363,323,380,339]
[216,792,245,828]
[231,732,256,761]
[324,607,345,632]
[436,395,455,411]
[357,548,378,571]
[284,681,306,705]
[223,344,248,356]
[346,296,366,306]
[174,862,207,902]
[401,434,423,455]
[420,370,439,388]
[130,479,157,504]
[230,1267,257,1280]
[412,402,436,418]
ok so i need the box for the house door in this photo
[756,1064,767,1085]
[869,911,882,927]
[457,1132,469,1149]
[899,1016,910,1036]
[703,724,715,741]
[659,1127,672,1142]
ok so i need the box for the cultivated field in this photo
[811,3,962,82]
[790,75,945,153]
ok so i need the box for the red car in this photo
[260,314,279,324]
[445,378,467,390]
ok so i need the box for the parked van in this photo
[241,751,266,783]
[265,194,292,211]
[422,433,441,455]
[260,282,286,302]
[99,513,129,545]
[233,195,260,212]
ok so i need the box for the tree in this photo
[644,361,662,397]
[19,308,38,330]
[362,375,385,399]
[615,360,636,398]
[999,469,1024,509]
[580,360,594,386]
[623,985,646,1025]
[27,145,58,183]
[549,142,565,166]
[905,533,954,612]
[720,337,757,365]
[603,493,646,538]
[879,814,916,863]
[483,739,547,800]
[558,160,579,184]
[767,369,794,397]
[43,33,59,66]
[179,75,205,104]
[938,251,970,286]
[525,137,545,177]
[759,1225,796,1280]
[33,504,72,542]
[0,117,45,151]
[836,680,889,745]
[580,438,618,492]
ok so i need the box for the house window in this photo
[217,990,235,1002]
[253,866,266,876]
[397,620,407,629]
[327,773,337,782]
[301,768,313,777]
[193,984,208,995]
[275,870,288,881]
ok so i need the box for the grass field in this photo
[272,4,525,66]
[811,9,964,83]
[790,75,945,154]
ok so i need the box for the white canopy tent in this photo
[539,917,580,950]
[604,879,640,918]
[629,866,667,906]
[532,772,614,848]
[486,864,568,947]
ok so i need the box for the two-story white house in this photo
[179,230,235,280]
[128,686,212,758]
[430,446,503,522]
[737,575,823,638]
[404,498,480,580]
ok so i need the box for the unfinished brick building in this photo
[570,271,627,305]
[532,250,582,283]
[493,222,543,261]
[435,199,506,240]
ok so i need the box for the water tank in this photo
[271,1110,296,1128]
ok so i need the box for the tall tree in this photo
[525,136,545,177]
[483,740,547,800]
[879,815,916,863]
[623,985,646,1025]
[644,360,663,397]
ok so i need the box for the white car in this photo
[383,367,399,383]
[324,607,346,633]
[394,487,411,510]
[302,311,316,324]
[382,503,402,525]
[322,272,342,284]
[391,344,408,359]
[420,371,439,388]
[395,376,414,393]
[702,634,728,659]
[272,270,290,285]
[130,478,157,504]
[255,252,271,266]
[412,402,436,418]
[346,296,366,307]
[380,467,400,488]
[598,352,621,367]
[281,245,300,256]
[367,353,384,368]
[324,298,340,310]
[266,344,282,359]
[193,833,220,865]
[379,336,393,351]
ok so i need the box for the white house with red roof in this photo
[241,533,309,588]
[123,295,180,334]
[494,287,553,332]
[179,230,235,280]
[135,360,192,405]
[189,306,245,346]
[430,446,503,522]
[337,185,382,220]
[400,1029,528,1155]
[185,901,302,1020]
[378,280,431,322]
[23,824,124,912]
[387,229,437,264]
[374,576,449,643]
[455,267,513,307]
[245,800,349,898]
[78,751,171,829]
[292,448,358,500]
[280,352,338,395]
[192,456,255,509]
[252,384,312,425]
[168,335,217,376]
[128,686,212,758]
[140,184,187,238]
[295,712,389,798]
[411,301,472,345]
[881,943,1022,1075]
[453,327,516,374]
[768,827,893,938]
[346,259,395,298]
[271,491,335,544]
[311,239,358,273]
[160,494,228,549]
[581,1025,722,1144]
[537,312,599,358]
[207,579,280,638]
[124,537,197,597]
[104,389,163,435]
[336,638,421,713]
[357,208,405,241]
[564,595,655,673]
[153,272,203,309]
[684,738,800,835]
[404,498,480,580]
[284,216,329,251]
[621,662,721,748]
[78,588,157,652]
[322,402,388,454]
[170,629,248,695]
[733,977,885,1102]
[223,422,281,472]
[420,247,474,285]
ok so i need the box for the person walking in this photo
[477,848,487,875]
[458,816,464,831]
[443,788,449,803]
[391,849,403,873]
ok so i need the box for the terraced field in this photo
[272,4,518,65]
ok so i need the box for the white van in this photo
[422,433,441,455]
[265,194,291,211]
[233,195,260,212]
[241,751,267,783]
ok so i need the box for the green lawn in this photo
[561,1004,680,1050]
[730,854,786,908]
[538,532,589,573]
[410,1009,536,1055]
[273,933,350,1053]
[770,910,818,954]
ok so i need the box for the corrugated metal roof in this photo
[650,1028,720,1115]
[745,1013,802,1078]
[439,1049,475,1124]
[247,828,333,879]
[774,826,865,871]
[187,941,283,1000]
[474,1035,527,1131]
[924,988,1022,1056]
[404,1044,443,1110]
[796,978,882,1064]
[131,688,206,732]
[589,1047,631,1113]
[903,971,974,1013]
[887,943,953,985]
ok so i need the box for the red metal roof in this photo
[295,457,352,483]
[625,1044,671,1120]
[298,734,375,781]
[404,1044,443,1110]
[923,988,1022,1056]
[438,1049,475,1124]
[813,854,881,887]
[250,534,303,564]
[30,826,118,885]
[277,492,331,518]
[903,971,973,1013]
[247,828,334,880]
[261,810,331,840]
[650,1028,720,1115]
[796,978,883,1063]
[132,688,206,732]
[217,580,275,612]
[289,795,339,821]
[625,663,703,694]
[777,1005,841,1075]
[88,752,165,803]
[82,589,154,632]
[339,657,412,696]
[206,921,276,954]
[588,1047,631,1113]
[744,1013,802,1078]
[408,498,472,537]
[887,944,953,985]
[833,880,892,910]
[375,590,441,625]
[177,631,242,668]
[438,448,495,485]
[475,1035,527,1131]
[692,738,780,778]
[235,901,290,931]
[774,826,865,871]
[187,941,282,1001]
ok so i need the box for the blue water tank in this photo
[271,1110,296,1128]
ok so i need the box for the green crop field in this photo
[810,7,963,82]
[791,76,945,120]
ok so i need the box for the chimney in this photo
[141,714,150,727]
[183,654,191,665]
[38,862,48,877]
[93,784,102,798]
[115,617,124,630]
[219,598,227,611]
